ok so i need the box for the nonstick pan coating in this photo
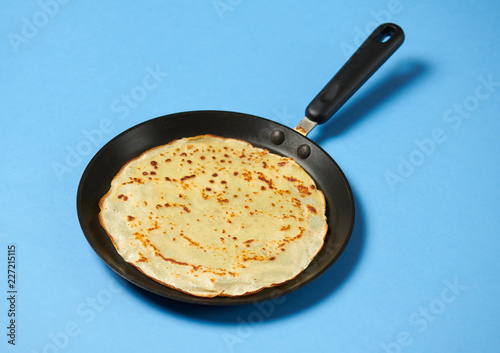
[77,23,403,305]
[77,111,354,305]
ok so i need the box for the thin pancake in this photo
[98,135,327,297]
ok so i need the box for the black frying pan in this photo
[77,23,404,305]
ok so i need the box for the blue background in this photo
[1,0,499,352]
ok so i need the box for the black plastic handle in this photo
[305,23,404,124]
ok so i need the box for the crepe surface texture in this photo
[99,135,328,297]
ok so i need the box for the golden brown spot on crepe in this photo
[306,205,318,214]
[280,225,290,231]
[242,255,265,262]
[127,215,135,221]
[292,198,301,208]
[147,222,160,232]
[124,177,144,185]
[292,227,305,240]
[180,234,200,247]
[136,253,148,263]
[277,227,306,248]
[257,173,274,189]
[297,184,312,196]
[180,174,196,182]
[242,171,252,181]
[153,250,200,272]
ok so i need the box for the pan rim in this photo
[76,110,355,305]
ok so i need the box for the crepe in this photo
[98,135,327,297]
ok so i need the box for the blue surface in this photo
[1,1,499,352]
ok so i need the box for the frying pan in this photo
[77,23,404,305]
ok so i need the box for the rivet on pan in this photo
[297,144,311,159]
[270,130,285,145]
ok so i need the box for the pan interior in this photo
[77,111,354,305]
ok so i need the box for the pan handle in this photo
[298,23,404,133]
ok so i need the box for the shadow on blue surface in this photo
[121,188,365,323]
[314,59,429,143]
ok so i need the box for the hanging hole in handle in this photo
[376,26,396,43]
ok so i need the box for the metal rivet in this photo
[297,144,311,159]
[270,130,285,145]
